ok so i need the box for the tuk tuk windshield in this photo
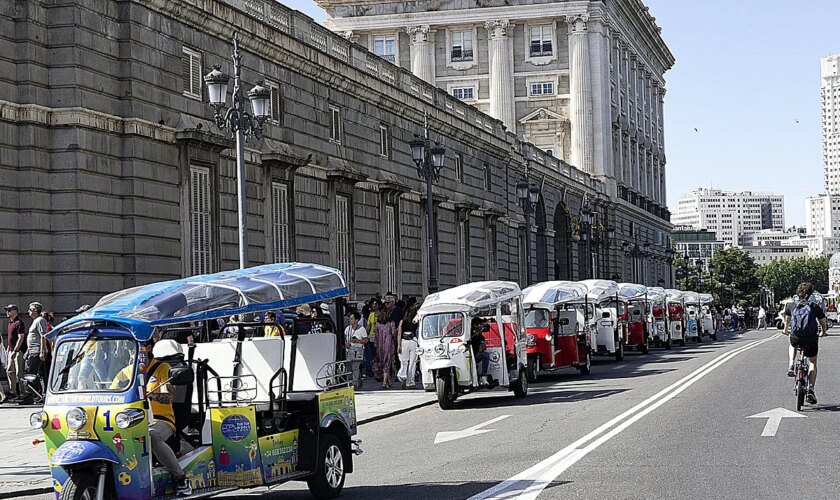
[525,309,550,328]
[421,313,465,340]
[50,338,137,393]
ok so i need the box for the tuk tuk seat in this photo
[283,332,337,393]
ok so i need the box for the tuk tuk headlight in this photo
[457,344,467,353]
[66,408,87,431]
[30,411,48,430]
[115,409,145,429]
[545,334,553,341]
[416,346,424,355]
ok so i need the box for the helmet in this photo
[153,339,184,359]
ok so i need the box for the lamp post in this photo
[665,247,676,288]
[517,178,540,286]
[695,258,704,293]
[204,35,271,269]
[580,207,593,279]
[409,113,446,295]
[642,242,651,285]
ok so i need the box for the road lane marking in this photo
[746,408,805,436]
[469,333,781,500]
[434,415,511,444]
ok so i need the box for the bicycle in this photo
[793,347,811,412]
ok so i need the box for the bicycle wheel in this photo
[795,380,805,412]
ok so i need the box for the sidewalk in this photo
[0,379,435,498]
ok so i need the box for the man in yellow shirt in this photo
[263,311,284,337]
[111,340,191,496]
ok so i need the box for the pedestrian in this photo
[758,306,767,330]
[3,304,26,402]
[365,299,381,377]
[714,308,723,332]
[344,311,368,389]
[263,311,284,337]
[397,297,420,389]
[21,302,48,405]
[40,311,55,383]
[373,308,396,388]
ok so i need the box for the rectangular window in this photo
[384,205,397,292]
[336,195,351,280]
[451,30,474,62]
[373,35,396,63]
[271,182,290,262]
[182,47,202,100]
[266,80,281,123]
[459,219,470,283]
[190,166,212,276]
[484,162,491,192]
[455,154,464,182]
[451,87,475,101]
[329,106,342,144]
[530,82,555,96]
[487,222,497,279]
[529,25,553,57]
[379,125,390,157]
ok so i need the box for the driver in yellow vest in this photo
[110,340,191,497]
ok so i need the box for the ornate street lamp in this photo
[516,178,541,286]
[410,113,446,294]
[205,35,270,269]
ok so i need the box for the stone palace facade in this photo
[0,0,674,315]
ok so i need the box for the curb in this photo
[358,398,437,425]
[0,486,53,499]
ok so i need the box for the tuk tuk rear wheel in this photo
[664,339,672,350]
[60,471,100,500]
[640,342,649,355]
[614,341,624,361]
[307,433,346,499]
[436,371,455,409]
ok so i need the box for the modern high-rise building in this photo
[822,55,840,194]
[672,189,785,247]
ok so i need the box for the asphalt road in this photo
[29,328,840,500]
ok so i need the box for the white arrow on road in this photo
[434,415,511,444]
[746,408,806,437]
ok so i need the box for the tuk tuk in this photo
[665,289,687,346]
[646,287,671,349]
[580,280,624,361]
[617,283,650,355]
[700,293,718,340]
[416,281,528,409]
[822,291,837,328]
[683,291,703,342]
[32,263,361,500]
[522,281,592,382]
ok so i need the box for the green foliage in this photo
[708,247,761,306]
[756,255,830,303]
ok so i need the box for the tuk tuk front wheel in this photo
[307,433,346,499]
[60,471,100,500]
[664,339,672,350]
[527,356,539,383]
[513,368,528,398]
[436,370,456,409]
[579,351,591,376]
[614,340,624,361]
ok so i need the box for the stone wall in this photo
[0,0,672,315]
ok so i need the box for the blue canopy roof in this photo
[53,263,348,340]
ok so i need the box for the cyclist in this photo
[783,282,827,404]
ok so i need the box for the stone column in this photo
[406,25,434,84]
[485,20,515,133]
[568,13,593,174]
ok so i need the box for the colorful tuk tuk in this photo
[617,283,650,355]
[522,281,592,382]
[580,280,624,361]
[646,287,671,349]
[416,281,528,409]
[699,293,718,340]
[665,289,687,346]
[32,263,360,500]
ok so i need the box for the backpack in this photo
[790,302,818,337]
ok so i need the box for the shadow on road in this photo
[235,481,533,499]
[808,404,840,412]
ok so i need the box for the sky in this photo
[284,0,838,226]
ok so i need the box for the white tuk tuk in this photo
[646,287,671,349]
[416,281,529,409]
[700,293,718,340]
[581,280,624,361]
[683,291,703,342]
[665,289,687,346]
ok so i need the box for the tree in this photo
[756,255,830,303]
[708,247,760,306]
